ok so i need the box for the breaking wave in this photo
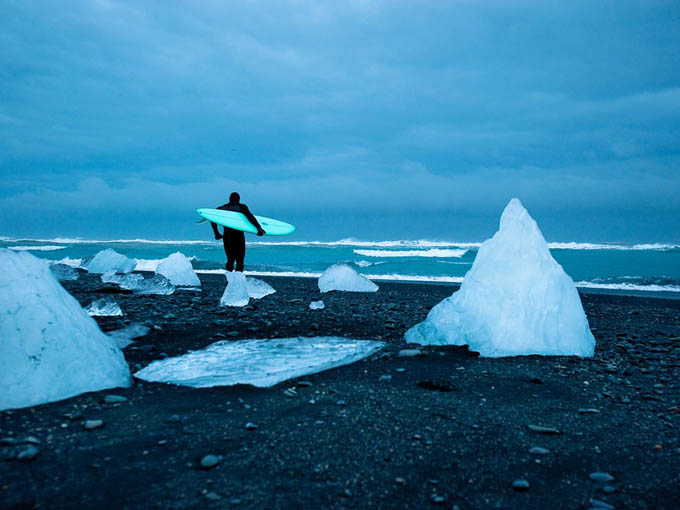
[353,248,467,258]
[9,245,67,251]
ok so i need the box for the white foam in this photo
[575,281,680,293]
[134,337,384,388]
[51,257,83,268]
[354,248,467,258]
[8,245,67,251]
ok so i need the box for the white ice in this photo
[50,263,79,281]
[405,199,596,357]
[318,263,379,293]
[86,298,123,317]
[0,249,131,411]
[102,271,175,295]
[155,252,201,287]
[134,337,384,388]
[310,300,325,310]
[246,277,276,299]
[102,271,143,289]
[83,248,136,274]
[133,274,175,295]
[220,272,249,307]
[107,323,150,348]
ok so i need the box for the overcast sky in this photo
[1,0,679,241]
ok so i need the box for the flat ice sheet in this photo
[135,337,384,388]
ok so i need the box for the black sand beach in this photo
[1,273,679,509]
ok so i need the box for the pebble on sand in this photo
[527,424,561,434]
[83,420,104,430]
[589,472,615,483]
[17,445,40,462]
[200,454,221,470]
[104,395,128,404]
[512,479,530,491]
[528,447,551,455]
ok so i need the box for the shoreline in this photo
[1,272,679,509]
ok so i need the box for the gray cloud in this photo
[1,0,679,241]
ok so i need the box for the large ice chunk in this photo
[155,252,201,287]
[0,249,131,410]
[83,248,136,274]
[220,272,249,307]
[318,263,379,293]
[405,199,595,357]
[135,337,384,387]
[246,277,276,299]
[50,263,79,281]
[86,298,123,317]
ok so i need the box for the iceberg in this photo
[50,263,79,281]
[405,199,595,357]
[0,249,131,411]
[107,323,150,349]
[155,252,200,287]
[246,277,276,299]
[135,337,384,388]
[83,248,136,274]
[310,300,325,310]
[220,272,249,307]
[86,298,123,317]
[318,263,379,293]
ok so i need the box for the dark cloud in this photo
[1,0,679,241]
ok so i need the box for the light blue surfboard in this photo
[196,208,296,236]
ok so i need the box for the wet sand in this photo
[1,272,679,509]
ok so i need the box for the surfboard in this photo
[196,208,296,236]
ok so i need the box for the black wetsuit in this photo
[212,201,263,272]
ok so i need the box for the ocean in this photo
[2,237,679,297]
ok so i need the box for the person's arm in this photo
[241,205,266,236]
[210,221,222,240]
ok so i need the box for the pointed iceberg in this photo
[405,199,595,357]
[318,263,378,293]
[0,249,131,410]
[83,248,136,274]
[155,252,201,287]
[135,337,384,388]
[220,272,249,307]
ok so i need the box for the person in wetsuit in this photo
[211,192,265,272]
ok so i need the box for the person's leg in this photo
[235,233,246,272]
[224,237,235,272]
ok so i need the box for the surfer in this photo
[211,192,265,272]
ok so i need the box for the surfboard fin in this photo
[195,218,208,224]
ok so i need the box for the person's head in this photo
[229,192,240,203]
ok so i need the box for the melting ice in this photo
[155,252,201,287]
[318,264,378,293]
[134,337,384,388]
[83,248,136,274]
[0,249,130,410]
[405,199,595,357]
[86,298,123,317]
[220,272,249,307]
